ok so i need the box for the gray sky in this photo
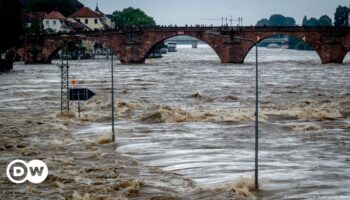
[80,0,350,26]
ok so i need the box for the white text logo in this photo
[6,159,48,184]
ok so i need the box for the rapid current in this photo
[1,44,349,199]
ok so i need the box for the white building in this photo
[43,11,72,33]
[68,7,109,31]
[68,6,114,31]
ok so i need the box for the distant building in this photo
[43,11,72,33]
[68,7,113,31]
[95,5,115,29]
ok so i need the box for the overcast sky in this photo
[80,0,350,26]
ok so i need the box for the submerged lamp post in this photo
[254,38,259,190]
[229,35,260,189]
[73,35,116,142]
[111,50,115,141]
[206,30,260,189]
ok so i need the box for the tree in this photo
[266,14,296,26]
[302,16,308,26]
[305,17,319,26]
[0,0,22,55]
[256,18,269,26]
[285,17,296,26]
[334,6,350,26]
[268,14,287,26]
[24,0,83,16]
[318,15,332,26]
[112,7,156,27]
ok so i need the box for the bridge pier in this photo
[318,44,348,64]
[118,54,146,64]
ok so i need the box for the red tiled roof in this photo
[69,7,101,18]
[44,11,66,20]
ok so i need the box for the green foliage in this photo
[266,14,296,26]
[112,7,156,27]
[318,15,332,26]
[302,15,332,26]
[0,0,22,54]
[302,16,308,26]
[305,17,319,26]
[334,6,349,26]
[256,18,269,26]
[24,0,83,16]
[256,14,296,27]
[268,14,288,26]
[285,17,296,26]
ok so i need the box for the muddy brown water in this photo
[1,45,349,199]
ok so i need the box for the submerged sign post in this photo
[69,88,95,101]
[69,88,96,117]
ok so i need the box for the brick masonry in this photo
[13,27,350,64]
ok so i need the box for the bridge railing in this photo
[24,26,350,40]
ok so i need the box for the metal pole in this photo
[255,43,259,190]
[111,51,115,142]
[78,90,81,118]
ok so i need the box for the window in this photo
[53,20,56,26]
[45,21,49,25]
[94,19,98,24]
[85,19,88,24]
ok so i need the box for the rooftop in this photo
[44,11,66,20]
[69,7,102,18]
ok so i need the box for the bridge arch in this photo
[45,38,118,63]
[241,33,322,63]
[139,32,225,63]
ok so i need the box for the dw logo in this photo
[6,159,48,184]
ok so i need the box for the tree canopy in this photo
[302,15,332,26]
[334,6,349,26]
[256,14,296,26]
[23,0,83,16]
[256,18,269,26]
[318,15,332,26]
[268,14,296,26]
[112,7,156,27]
[0,0,22,54]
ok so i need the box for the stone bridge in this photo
[14,26,350,64]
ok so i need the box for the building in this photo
[43,11,72,33]
[68,7,113,31]
[95,5,115,29]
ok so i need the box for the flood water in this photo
[1,45,350,199]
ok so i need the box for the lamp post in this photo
[111,50,115,141]
[74,35,116,142]
[234,36,259,189]
[209,32,260,189]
